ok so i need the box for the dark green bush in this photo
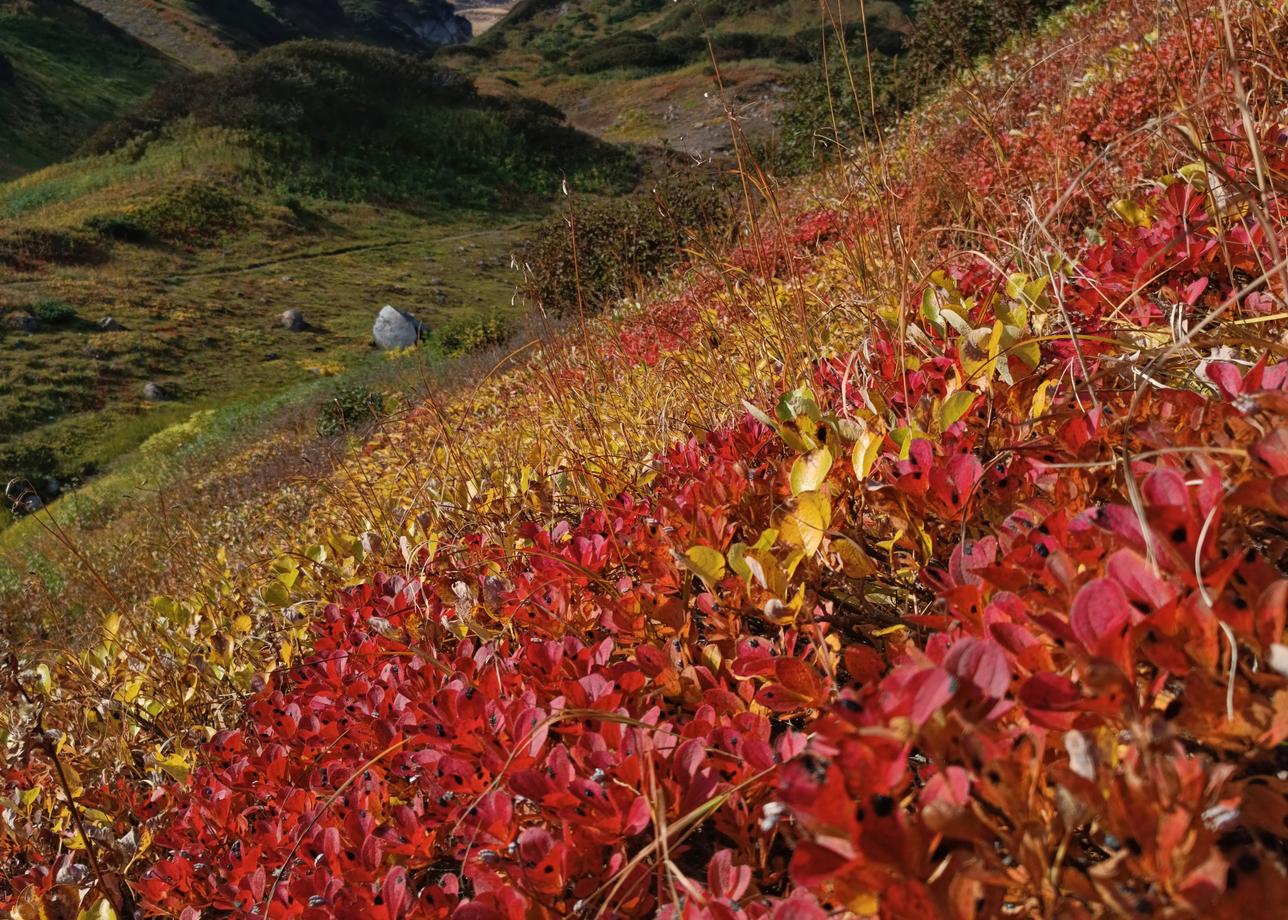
[317,382,383,437]
[85,41,638,208]
[0,444,58,499]
[907,0,1067,79]
[30,298,76,325]
[519,167,735,316]
[771,0,1068,173]
[568,32,685,73]
[84,213,153,243]
[771,52,912,173]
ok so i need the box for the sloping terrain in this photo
[0,0,180,178]
[5,0,1288,917]
[450,0,915,158]
[0,0,479,178]
[0,40,635,509]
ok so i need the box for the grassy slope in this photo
[0,0,484,179]
[446,0,912,155]
[0,40,635,518]
[0,0,179,179]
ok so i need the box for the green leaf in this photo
[775,385,821,424]
[939,391,977,431]
[727,543,751,581]
[262,581,292,607]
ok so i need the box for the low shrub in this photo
[28,298,76,325]
[85,41,638,208]
[317,381,383,437]
[907,0,1068,79]
[84,212,153,243]
[519,166,736,316]
[0,227,106,271]
[432,312,514,357]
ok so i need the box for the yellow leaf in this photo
[959,323,1006,389]
[790,446,834,495]
[848,891,879,916]
[1111,198,1153,228]
[852,431,882,479]
[684,546,727,590]
[782,491,831,557]
[751,528,778,551]
[116,676,144,705]
[155,750,191,783]
[62,763,83,798]
[938,391,977,431]
[834,537,877,578]
[873,624,907,637]
[232,614,253,635]
[1031,379,1058,419]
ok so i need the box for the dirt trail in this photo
[0,224,526,290]
[160,224,524,282]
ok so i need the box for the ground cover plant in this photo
[4,0,1288,917]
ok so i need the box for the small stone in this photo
[280,308,306,332]
[98,316,125,332]
[142,382,167,401]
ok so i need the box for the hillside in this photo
[0,40,636,511]
[0,0,180,179]
[6,0,1288,917]
[0,0,480,178]
[448,0,915,159]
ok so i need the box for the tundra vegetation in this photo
[3,0,1288,918]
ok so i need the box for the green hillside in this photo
[0,0,477,179]
[0,0,179,179]
[0,40,636,509]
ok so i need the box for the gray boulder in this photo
[280,308,306,332]
[372,305,424,350]
[98,316,124,332]
[142,382,167,401]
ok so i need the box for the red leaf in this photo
[844,644,885,685]
[943,637,1011,699]
[1070,578,1133,658]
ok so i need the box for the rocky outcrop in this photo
[395,2,472,46]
